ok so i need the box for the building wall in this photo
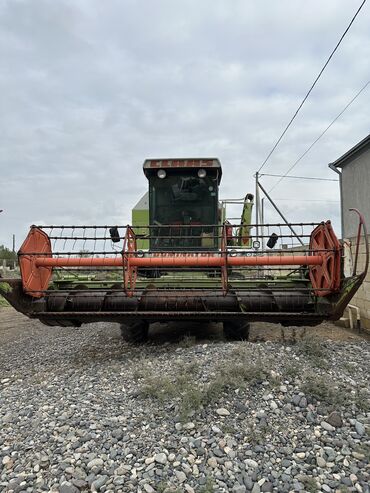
[341,149,370,238]
[339,148,370,332]
[344,235,370,332]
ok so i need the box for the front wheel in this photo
[223,320,250,341]
[120,321,149,343]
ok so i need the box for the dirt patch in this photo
[251,320,367,343]
[0,306,367,346]
[0,307,43,345]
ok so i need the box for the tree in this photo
[0,245,17,261]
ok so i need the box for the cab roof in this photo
[143,158,222,182]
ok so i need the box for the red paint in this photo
[34,254,323,268]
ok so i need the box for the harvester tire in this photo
[223,321,250,341]
[120,321,149,343]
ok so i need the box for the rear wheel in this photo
[120,321,149,343]
[223,320,250,341]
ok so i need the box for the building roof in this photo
[332,134,370,168]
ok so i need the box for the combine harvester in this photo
[0,158,368,341]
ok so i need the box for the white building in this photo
[330,134,370,331]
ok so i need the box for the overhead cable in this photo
[273,198,339,203]
[268,79,370,192]
[260,173,338,182]
[257,0,367,173]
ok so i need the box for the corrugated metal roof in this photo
[331,134,370,168]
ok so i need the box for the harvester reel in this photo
[309,221,341,297]
[18,227,53,297]
[5,211,366,333]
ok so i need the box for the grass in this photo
[301,373,350,407]
[156,483,182,493]
[354,444,370,462]
[297,336,328,368]
[0,295,9,307]
[0,281,12,307]
[137,355,271,421]
[132,365,151,381]
[354,390,370,412]
[179,334,197,348]
[297,336,324,357]
[154,476,214,492]
[244,421,273,446]
[301,476,318,493]
[222,423,238,435]
[198,478,214,493]
[140,375,182,401]
[284,362,300,380]
[342,360,357,373]
[139,371,203,421]
[230,341,249,358]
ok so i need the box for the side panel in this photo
[132,209,149,250]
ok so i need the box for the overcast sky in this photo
[0,0,369,249]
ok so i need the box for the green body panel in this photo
[51,272,309,291]
[132,208,149,250]
[237,197,254,248]
[134,275,309,290]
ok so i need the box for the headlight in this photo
[198,168,207,178]
[157,169,166,179]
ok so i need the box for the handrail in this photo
[349,208,369,278]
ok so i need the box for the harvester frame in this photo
[0,158,368,342]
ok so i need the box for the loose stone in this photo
[216,408,230,416]
[154,453,167,465]
[321,421,335,432]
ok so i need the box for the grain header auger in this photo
[0,158,368,342]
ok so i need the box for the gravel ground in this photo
[0,308,369,493]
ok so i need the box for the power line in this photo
[261,173,338,182]
[257,0,367,174]
[274,198,339,203]
[268,79,370,192]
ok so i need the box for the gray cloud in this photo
[0,0,369,248]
